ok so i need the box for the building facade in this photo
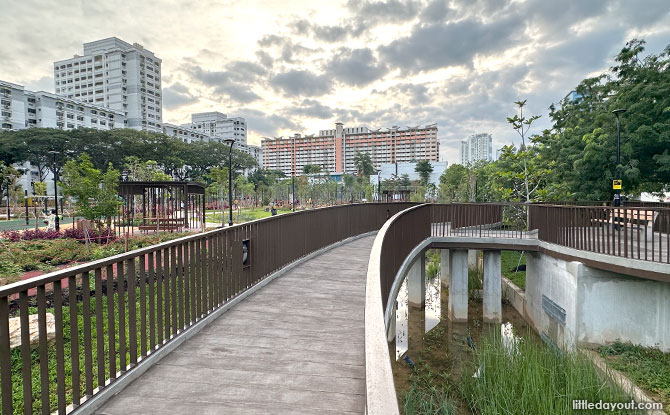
[181,111,247,145]
[54,37,162,132]
[460,133,493,165]
[261,123,439,177]
[1,79,126,193]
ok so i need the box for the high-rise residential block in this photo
[181,111,247,145]
[261,123,439,177]
[1,79,126,193]
[54,37,162,132]
[460,133,493,165]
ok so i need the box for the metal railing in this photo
[530,204,670,263]
[0,203,415,415]
[430,203,528,238]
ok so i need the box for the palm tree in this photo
[353,152,374,182]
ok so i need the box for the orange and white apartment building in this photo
[261,122,439,177]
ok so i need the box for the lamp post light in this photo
[612,109,627,207]
[48,150,60,231]
[291,170,295,212]
[224,139,235,227]
[376,170,382,203]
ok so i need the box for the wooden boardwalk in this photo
[95,235,374,414]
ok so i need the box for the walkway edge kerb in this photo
[70,230,378,415]
[365,204,426,415]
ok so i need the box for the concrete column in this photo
[408,253,426,308]
[439,249,450,288]
[483,250,502,322]
[468,250,478,269]
[387,300,396,342]
[448,249,468,322]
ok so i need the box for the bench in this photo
[592,209,659,240]
[139,218,186,233]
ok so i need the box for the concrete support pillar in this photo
[483,250,502,323]
[387,300,396,342]
[448,249,468,322]
[439,249,450,288]
[468,250,478,269]
[408,253,426,308]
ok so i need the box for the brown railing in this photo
[430,203,528,238]
[0,203,415,415]
[530,204,670,263]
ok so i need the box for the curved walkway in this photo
[95,235,375,414]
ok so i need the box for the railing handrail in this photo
[0,202,381,298]
[0,202,418,415]
[365,203,427,415]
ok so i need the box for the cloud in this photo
[420,0,454,22]
[182,61,262,103]
[286,99,334,119]
[163,82,198,109]
[347,0,421,27]
[325,48,388,86]
[270,70,332,97]
[378,18,518,73]
[236,108,302,137]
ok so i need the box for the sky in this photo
[1,0,669,164]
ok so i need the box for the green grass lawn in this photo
[501,250,526,290]
[205,207,287,224]
[600,342,670,409]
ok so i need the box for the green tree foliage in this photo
[414,160,434,186]
[60,154,122,226]
[302,164,322,174]
[353,152,374,182]
[123,156,171,181]
[537,39,670,199]
[0,128,257,184]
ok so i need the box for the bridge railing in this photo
[366,202,511,414]
[0,202,416,415]
[530,204,670,263]
[430,203,528,238]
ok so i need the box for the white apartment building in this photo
[163,122,262,169]
[54,37,162,132]
[163,123,211,143]
[460,133,493,165]
[181,112,247,145]
[1,79,126,193]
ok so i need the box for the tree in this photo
[507,100,541,204]
[0,162,20,219]
[414,160,433,186]
[60,154,121,228]
[353,152,374,182]
[123,156,171,181]
[302,164,322,175]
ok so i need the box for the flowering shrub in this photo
[1,228,116,244]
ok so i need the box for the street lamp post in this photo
[377,170,381,202]
[612,109,627,207]
[291,171,295,212]
[48,150,60,231]
[224,139,235,226]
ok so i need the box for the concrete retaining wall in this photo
[524,251,670,352]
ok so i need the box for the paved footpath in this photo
[96,234,375,414]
